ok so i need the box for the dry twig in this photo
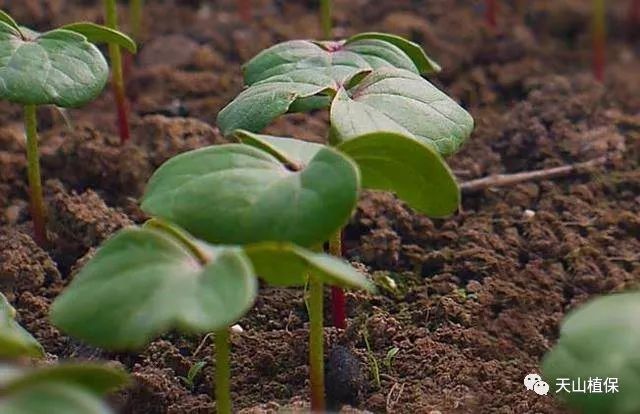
[460,156,609,194]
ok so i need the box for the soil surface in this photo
[1,0,639,413]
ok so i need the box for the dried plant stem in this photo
[24,105,47,246]
[460,156,608,194]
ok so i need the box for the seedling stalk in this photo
[24,105,47,246]
[130,0,144,41]
[308,276,326,412]
[329,231,346,329]
[215,328,232,414]
[320,0,332,39]
[629,0,640,34]
[592,0,606,82]
[237,0,252,23]
[485,0,497,30]
[104,0,131,143]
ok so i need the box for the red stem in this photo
[331,287,346,329]
[485,0,497,29]
[329,231,346,329]
[630,0,640,29]
[113,80,131,143]
[237,0,252,23]
[593,0,606,82]
[593,36,606,82]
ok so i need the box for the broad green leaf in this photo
[0,293,44,358]
[60,22,137,53]
[243,36,421,86]
[0,10,22,38]
[245,242,374,292]
[233,130,324,168]
[1,363,128,395]
[543,293,640,414]
[337,132,460,216]
[141,144,360,248]
[236,130,459,216]
[346,32,441,74]
[330,68,474,156]
[51,226,257,350]
[218,33,438,136]
[0,383,113,414]
[217,70,335,136]
[0,22,108,107]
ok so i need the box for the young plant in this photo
[543,292,640,413]
[0,11,135,245]
[51,218,372,413]
[216,32,473,329]
[1,293,128,414]
[103,0,139,143]
[592,0,606,82]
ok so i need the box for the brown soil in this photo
[1,0,639,413]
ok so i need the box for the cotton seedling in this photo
[0,11,136,245]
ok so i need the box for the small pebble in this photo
[231,324,244,333]
[523,209,536,219]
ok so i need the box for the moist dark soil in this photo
[1,0,639,413]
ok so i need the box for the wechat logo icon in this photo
[524,373,549,396]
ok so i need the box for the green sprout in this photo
[362,327,381,389]
[179,361,207,391]
[0,10,135,246]
[0,293,128,414]
[543,292,640,414]
[384,347,400,372]
[51,218,372,414]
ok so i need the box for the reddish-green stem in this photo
[629,0,640,32]
[308,276,326,412]
[485,0,497,29]
[24,105,47,246]
[329,231,346,329]
[592,0,606,82]
[237,0,252,23]
[105,0,131,143]
[215,327,232,414]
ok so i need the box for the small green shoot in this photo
[362,327,381,389]
[384,347,400,372]
[179,361,207,391]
